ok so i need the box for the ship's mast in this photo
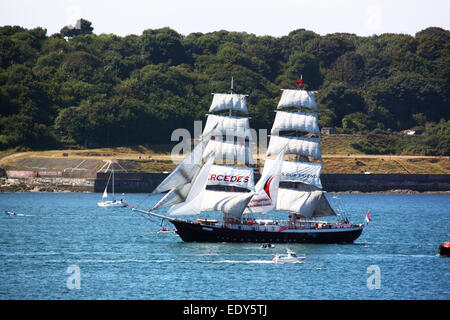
[295,75,307,179]
[229,77,234,116]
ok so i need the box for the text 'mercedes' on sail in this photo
[207,165,255,191]
[277,89,317,111]
[209,93,248,114]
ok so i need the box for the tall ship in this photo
[134,79,366,243]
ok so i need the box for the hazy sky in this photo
[1,0,449,37]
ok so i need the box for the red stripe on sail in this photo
[263,176,274,200]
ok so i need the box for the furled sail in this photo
[168,155,215,216]
[264,159,322,189]
[204,114,253,140]
[277,89,317,111]
[270,111,320,136]
[207,165,255,191]
[209,93,248,114]
[276,189,336,218]
[266,135,321,160]
[203,139,254,165]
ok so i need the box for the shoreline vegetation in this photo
[0,23,448,157]
[0,23,448,192]
[0,140,449,193]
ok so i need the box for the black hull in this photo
[170,220,363,244]
[439,244,450,257]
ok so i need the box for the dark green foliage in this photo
[60,19,93,38]
[351,134,407,154]
[404,120,450,155]
[351,120,449,155]
[0,21,448,155]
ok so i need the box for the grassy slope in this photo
[1,135,449,174]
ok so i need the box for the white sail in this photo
[204,114,252,140]
[153,121,220,194]
[277,89,317,111]
[203,139,254,165]
[150,182,193,211]
[153,157,254,211]
[209,93,248,114]
[276,189,336,218]
[271,111,320,136]
[223,193,255,220]
[101,170,112,199]
[266,135,321,160]
[201,190,248,211]
[201,191,254,220]
[264,159,322,189]
[244,150,285,214]
[168,155,215,216]
[152,137,209,194]
[207,165,255,190]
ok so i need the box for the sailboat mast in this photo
[112,169,115,199]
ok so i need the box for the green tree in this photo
[285,52,322,89]
[60,19,93,38]
[141,28,189,65]
[329,52,365,86]
[342,112,371,132]
[316,81,366,127]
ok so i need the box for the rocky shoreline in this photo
[1,178,449,194]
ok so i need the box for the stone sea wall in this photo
[321,174,450,192]
[1,171,449,193]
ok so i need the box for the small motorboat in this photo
[438,241,450,257]
[273,248,305,264]
[157,228,176,234]
[4,211,28,216]
[261,243,275,249]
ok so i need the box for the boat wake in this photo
[43,258,278,264]
[208,260,274,264]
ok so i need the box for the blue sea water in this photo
[0,192,448,300]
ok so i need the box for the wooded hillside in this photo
[0,20,448,155]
